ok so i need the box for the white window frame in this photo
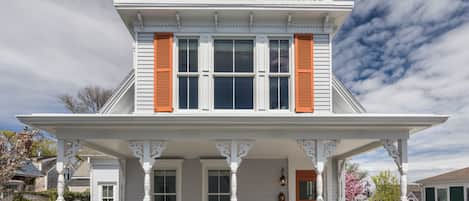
[175,37,200,112]
[172,33,296,113]
[152,159,183,201]
[98,183,116,201]
[200,159,230,201]
[212,38,256,111]
[267,37,293,111]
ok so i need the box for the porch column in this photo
[382,138,408,201]
[337,159,347,201]
[215,140,254,201]
[56,139,80,201]
[129,141,167,201]
[298,140,338,201]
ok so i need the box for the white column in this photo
[55,139,81,201]
[382,138,409,201]
[56,139,65,201]
[129,141,167,201]
[216,140,253,201]
[298,140,338,201]
[399,139,408,201]
[337,159,347,201]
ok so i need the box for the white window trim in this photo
[424,183,469,201]
[172,33,297,114]
[266,37,293,112]
[153,159,183,201]
[174,37,201,112]
[200,159,230,201]
[98,183,117,201]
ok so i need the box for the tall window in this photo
[208,170,230,201]
[178,39,198,109]
[269,39,290,110]
[154,170,177,201]
[213,40,254,109]
[101,185,114,201]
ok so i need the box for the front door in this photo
[296,170,316,201]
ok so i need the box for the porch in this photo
[16,113,448,201]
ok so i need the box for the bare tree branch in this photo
[58,85,113,113]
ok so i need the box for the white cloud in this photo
[334,0,469,181]
[0,0,132,127]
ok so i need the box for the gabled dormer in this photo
[105,0,356,114]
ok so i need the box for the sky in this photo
[1,0,469,182]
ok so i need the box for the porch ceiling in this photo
[80,138,376,159]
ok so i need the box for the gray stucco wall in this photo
[126,158,145,201]
[125,159,287,201]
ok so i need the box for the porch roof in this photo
[17,113,448,135]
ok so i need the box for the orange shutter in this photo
[154,33,173,112]
[295,34,314,113]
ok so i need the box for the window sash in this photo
[207,169,231,201]
[214,40,254,73]
[268,39,291,110]
[177,38,199,110]
[102,185,114,201]
[154,170,177,196]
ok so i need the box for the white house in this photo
[16,1,449,201]
[416,167,469,201]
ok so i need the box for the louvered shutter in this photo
[154,33,173,112]
[294,34,314,113]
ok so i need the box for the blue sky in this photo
[1,0,469,181]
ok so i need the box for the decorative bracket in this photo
[297,139,317,165]
[382,139,402,171]
[215,140,253,171]
[129,140,167,166]
[137,12,144,29]
[64,140,81,170]
[318,140,338,162]
[213,12,219,31]
[176,12,181,30]
[249,12,254,32]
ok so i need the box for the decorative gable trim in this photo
[331,75,366,113]
[99,70,135,114]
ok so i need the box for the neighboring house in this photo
[0,161,44,199]
[408,183,423,201]
[16,1,449,201]
[416,167,469,201]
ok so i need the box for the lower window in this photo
[101,185,114,201]
[154,170,177,201]
[269,77,289,109]
[208,170,231,201]
[214,77,253,109]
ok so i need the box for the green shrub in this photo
[12,193,31,201]
[22,189,90,201]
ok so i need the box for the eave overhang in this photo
[17,113,448,136]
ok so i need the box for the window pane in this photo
[189,77,198,109]
[269,77,278,109]
[214,78,233,109]
[189,39,198,72]
[235,40,253,72]
[269,40,279,73]
[220,195,230,201]
[209,195,219,201]
[179,77,188,109]
[179,40,188,72]
[299,181,316,200]
[155,175,165,193]
[102,186,107,197]
[280,77,289,109]
[279,40,289,72]
[155,195,165,201]
[166,175,176,193]
[219,171,230,193]
[235,77,253,109]
[437,189,448,201]
[108,186,113,197]
[214,40,233,72]
[466,188,469,201]
[167,195,176,201]
[208,171,219,193]
[450,187,464,201]
[426,188,436,201]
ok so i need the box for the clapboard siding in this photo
[135,32,155,113]
[313,34,331,112]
